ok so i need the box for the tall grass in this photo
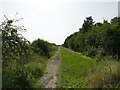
[84,60,120,88]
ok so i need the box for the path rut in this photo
[41,47,61,88]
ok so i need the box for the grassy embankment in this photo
[59,47,120,88]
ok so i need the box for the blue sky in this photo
[0,0,119,45]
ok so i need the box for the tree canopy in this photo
[63,17,120,59]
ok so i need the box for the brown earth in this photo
[40,47,61,88]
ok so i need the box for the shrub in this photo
[3,66,33,88]
[30,39,52,58]
[2,62,44,88]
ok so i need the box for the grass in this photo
[2,53,48,88]
[59,47,119,88]
[59,47,96,88]
[2,46,58,88]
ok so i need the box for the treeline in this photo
[63,16,120,60]
[1,16,57,88]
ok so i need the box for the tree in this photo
[30,39,51,58]
[81,16,94,33]
[0,15,30,62]
[63,16,120,59]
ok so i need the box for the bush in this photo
[1,16,30,62]
[30,39,52,58]
[3,66,32,88]
[2,62,44,88]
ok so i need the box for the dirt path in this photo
[41,47,61,88]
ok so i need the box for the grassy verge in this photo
[59,47,120,88]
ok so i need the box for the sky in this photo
[118,1,120,17]
[0,0,119,45]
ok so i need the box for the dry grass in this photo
[84,62,120,88]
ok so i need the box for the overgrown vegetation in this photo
[61,16,120,88]
[59,47,120,88]
[1,14,120,88]
[1,15,57,88]
[63,16,120,59]
[30,38,56,58]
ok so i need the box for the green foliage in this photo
[2,50,52,88]
[30,38,54,58]
[2,62,44,88]
[63,17,120,59]
[25,62,44,78]
[1,15,58,88]
[1,15,30,62]
[3,65,35,88]
[81,16,94,33]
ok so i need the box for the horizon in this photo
[0,0,119,45]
